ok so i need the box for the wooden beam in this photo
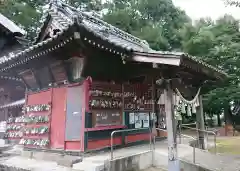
[32,69,42,89]
[12,70,29,90]
[46,64,56,84]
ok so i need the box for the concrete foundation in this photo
[179,160,212,171]
[105,151,152,171]
[1,141,240,171]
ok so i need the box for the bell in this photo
[187,105,192,116]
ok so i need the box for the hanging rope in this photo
[175,87,201,105]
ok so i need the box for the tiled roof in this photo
[0,1,150,68]
[34,2,150,52]
[0,1,227,79]
[146,50,228,77]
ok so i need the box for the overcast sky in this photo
[172,0,240,20]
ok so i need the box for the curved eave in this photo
[180,54,228,81]
[130,51,227,82]
[0,23,78,72]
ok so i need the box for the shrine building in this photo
[0,13,28,141]
[0,2,227,152]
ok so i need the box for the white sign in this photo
[143,115,149,128]
[134,113,140,121]
[135,120,142,128]
[0,121,6,132]
[129,113,135,124]
[139,113,146,120]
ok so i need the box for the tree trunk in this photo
[224,105,233,136]
[217,113,221,127]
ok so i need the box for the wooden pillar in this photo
[152,79,157,136]
[196,95,206,149]
[165,81,179,171]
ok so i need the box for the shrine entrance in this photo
[65,86,83,142]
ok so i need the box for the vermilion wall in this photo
[50,87,66,149]
[125,133,150,144]
[25,80,158,152]
[87,137,122,150]
[26,89,52,148]
[26,85,85,151]
[27,90,52,105]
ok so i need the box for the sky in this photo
[172,0,240,20]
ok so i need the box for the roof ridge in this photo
[62,2,149,47]
[47,1,150,49]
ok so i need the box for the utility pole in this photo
[165,80,179,171]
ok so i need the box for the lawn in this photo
[209,137,240,155]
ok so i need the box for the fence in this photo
[110,125,217,163]
[110,128,152,160]
[180,124,217,153]
[154,128,197,163]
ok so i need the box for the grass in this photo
[209,137,240,155]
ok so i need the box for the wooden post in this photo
[196,95,206,149]
[165,81,179,171]
[152,79,157,136]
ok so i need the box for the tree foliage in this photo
[103,0,190,51]
[0,0,45,40]
[180,15,240,121]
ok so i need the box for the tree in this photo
[103,0,191,51]
[0,0,46,40]
[180,15,240,124]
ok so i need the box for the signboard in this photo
[93,111,121,126]
[129,113,135,124]
[133,113,150,128]
[143,114,150,128]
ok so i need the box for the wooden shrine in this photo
[0,2,227,152]
[0,13,27,140]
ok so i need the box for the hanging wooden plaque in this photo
[92,111,121,127]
